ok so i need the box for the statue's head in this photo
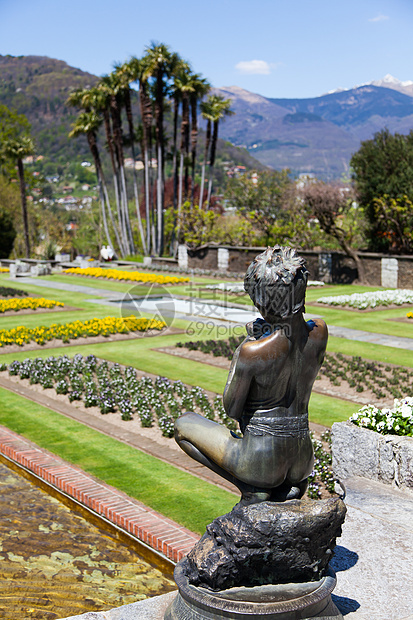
[244,246,308,321]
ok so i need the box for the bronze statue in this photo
[175,246,328,505]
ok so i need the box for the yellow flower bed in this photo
[63,267,189,285]
[0,297,64,313]
[0,268,9,273]
[407,311,413,319]
[0,315,166,347]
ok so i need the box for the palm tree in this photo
[100,73,135,255]
[170,60,191,213]
[205,95,234,209]
[189,75,210,204]
[199,98,215,208]
[113,60,147,255]
[67,85,129,257]
[141,43,180,255]
[174,69,195,213]
[69,111,117,255]
[1,136,34,257]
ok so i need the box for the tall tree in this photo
[69,111,117,255]
[113,60,147,255]
[100,73,135,255]
[204,95,234,209]
[142,43,180,256]
[189,74,210,205]
[67,86,126,256]
[350,128,413,252]
[225,169,291,245]
[1,136,34,258]
[301,180,367,283]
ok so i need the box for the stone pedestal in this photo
[165,499,346,619]
[165,561,343,619]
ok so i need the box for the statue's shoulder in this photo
[306,318,328,341]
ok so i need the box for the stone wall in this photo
[331,421,413,492]
[181,245,413,287]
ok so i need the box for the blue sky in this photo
[1,0,413,99]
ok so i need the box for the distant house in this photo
[81,184,90,191]
[62,185,74,193]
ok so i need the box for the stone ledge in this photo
[331,421,413,491]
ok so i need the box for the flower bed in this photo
[62,267,189,285]
[0,286,28,298]
[316,289,413,309]
[349,398,413,437]
[408,311,413,319]
[0,316,165,347]
[0,268,10,273]
[0,297,64,313]
[0,354,335,499]
[318,352,412,402]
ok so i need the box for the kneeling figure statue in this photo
[175,245,328,506]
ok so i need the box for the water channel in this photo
[0,461,175,619]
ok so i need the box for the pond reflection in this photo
[0,462,175,619]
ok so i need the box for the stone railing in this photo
[331,421,413,492]
[177,245,413,288]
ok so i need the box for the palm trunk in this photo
[178,94,189,212]
[103,109,128,254]
[139,84,153,254]
[206,120,219,210]
[86,132,115,253]
[154,67,165,257]
[17,158,30,258]
[199,120,211,209]
[124,88,147,255]
[110,95,133,254]
[190,93,198,205]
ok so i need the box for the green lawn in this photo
[0,386,236,534]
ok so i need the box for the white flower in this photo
[400,404,412,418]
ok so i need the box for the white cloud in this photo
[369,14,389,22]
[235,60,271,75]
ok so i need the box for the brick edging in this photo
[0,425,199,565]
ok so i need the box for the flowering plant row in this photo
[1,354,336,499]
[0,286,28,298]
[316,289,413,309]
[318,352,412,401]
[0,268,9,273]
[0,316,165,347]
[350,397,413,436]
[4,354,235,433]
[407,311,413,319]
[63,267,189,285]
[0,297,64,313]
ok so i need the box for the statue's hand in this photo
[246,321,255,337]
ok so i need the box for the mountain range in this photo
[213,75,413,180]
[1,53,413,181]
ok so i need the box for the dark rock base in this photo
[185,497,346,591]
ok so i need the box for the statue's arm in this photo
[223,345,253,420]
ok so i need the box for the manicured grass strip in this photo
[308,392,357,427]
[327,336,413,368]
[0,387,235,534]
[306,303,413,339]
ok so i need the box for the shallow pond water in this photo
[0,462,175,619]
